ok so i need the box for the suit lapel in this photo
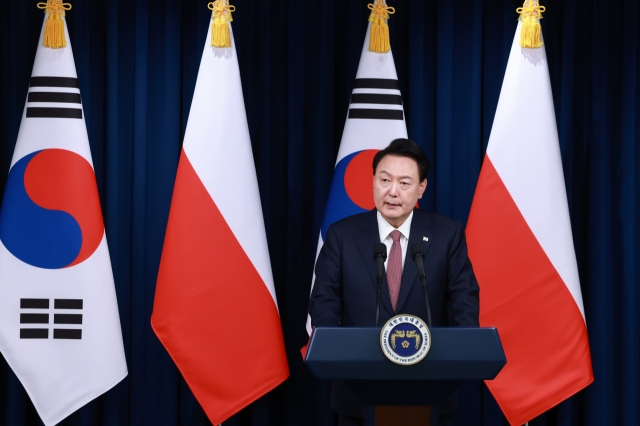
[354,210,394,317]
[396,210,434,313]
[354,210,382,287]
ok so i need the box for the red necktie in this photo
[387,230,402,312]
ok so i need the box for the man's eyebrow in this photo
[378,170,413,180]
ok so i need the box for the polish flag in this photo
[150,20,289,425]
[304,22,407,345]
[466,22,593,425]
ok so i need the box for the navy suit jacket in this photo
[310,208,479,329]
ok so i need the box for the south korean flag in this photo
[0,13,127,426]
[305,22,408,336]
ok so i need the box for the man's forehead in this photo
[375,155,420,176]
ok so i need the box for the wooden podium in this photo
[304,327,506,426]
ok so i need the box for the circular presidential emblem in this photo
[380,314,431,365]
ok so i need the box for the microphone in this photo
[411,242,432,327]
[374,243,387,327]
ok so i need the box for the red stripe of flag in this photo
[152,150,289,424]
[467,156,593,425]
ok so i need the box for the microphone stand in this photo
[412,247,432,328]
[376,274,382,327]
[417,257,432,327]
[374,243,387,327]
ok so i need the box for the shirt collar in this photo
[377,210,414,242]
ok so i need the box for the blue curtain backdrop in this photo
[1,0,638,425]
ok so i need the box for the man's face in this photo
[373,155,427,228]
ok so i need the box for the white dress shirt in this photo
[377,210,413,271]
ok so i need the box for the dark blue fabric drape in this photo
[1,1,638,425]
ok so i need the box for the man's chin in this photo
[380,210,409,226]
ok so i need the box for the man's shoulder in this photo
[327,210,376,234]
[413,209,462,229]
[326,209,463,236]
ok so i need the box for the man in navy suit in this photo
[309,138,479,426]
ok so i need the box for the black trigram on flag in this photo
[20,298,83,339]
[348,78,404,121]
[26,77,83,120]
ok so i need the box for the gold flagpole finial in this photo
[208,0,235,48]
[37,0,72,49]
[517,0,545,48]
[367,0,395,53]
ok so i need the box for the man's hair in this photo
[372,138,431,181]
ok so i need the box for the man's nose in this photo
[388,182,399,196]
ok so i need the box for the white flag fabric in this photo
[466,21,593,425]
[0,18,127,426]
[305,24,408,336]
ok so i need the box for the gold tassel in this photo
[367,0,395,53]
[517,0,545,48]
[208,0,235,48]
[37,0,72,49]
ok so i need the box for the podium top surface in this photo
[305,327,506,381]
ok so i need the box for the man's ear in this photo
[418,179,427,198]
